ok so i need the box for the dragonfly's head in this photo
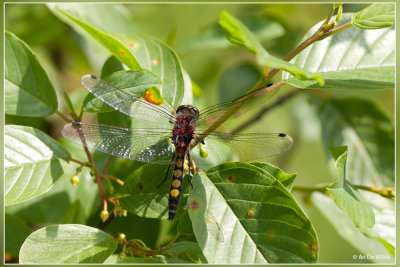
[176,105,199,120]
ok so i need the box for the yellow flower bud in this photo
[70,175,80,187]
[100,209,109,222]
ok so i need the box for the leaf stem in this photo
[266,11,353,81]
[55,110,72,123]
[293,184,395,200]
[121,232,181,258]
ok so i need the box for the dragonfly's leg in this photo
[157,153,176,189]
[187,149,194,188]
[195,135,205,145]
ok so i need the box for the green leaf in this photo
[218,11,323,85]
[169,241,207,263]
[48,3,135,34]
[117,162,171,219]
[188,163,318,263]
[177,210,194,235]
[119,33,186,109]
[5,31,58,116]
[248,162,296,191]
[327,145,375,228]
[19,224,118,263]
[332,3,342,9]
[62,200,86,224]
[5,163,98,225]
[5,125,71,206]
[118,257,165,263]
[283,14,394,89]
[319,98,394,188]
[181,68,194,105]
[360,200,395,257]
[47,3,135,58]
[82,70,162,113]
[352,4,395,30]
[56,9,141,70]
[104,254,119,264]
[51,7,185,109]
[184,16,285,51]
[5,213,31,257]
[101,55,124,78]
[312,193,394,263]
[97,55,132,127]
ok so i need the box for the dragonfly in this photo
[62,74,293,220]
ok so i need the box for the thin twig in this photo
[69,158,89,167]
[82,145,105,205]
[102,156,114,176]
[293,184,395,200]
[266,11,352,81]
[123,232,181,257]
[232,89,302,134]
[56,110,71,123]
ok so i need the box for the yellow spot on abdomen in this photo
[171,179,181,188]
[174,169,183,178]
[120,50,126,55]
[175,159,183,168]
[170,189,180,198]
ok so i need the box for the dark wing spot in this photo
[90,74,98,80]
[278,133,286,137]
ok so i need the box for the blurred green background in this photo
[5,3,394,263]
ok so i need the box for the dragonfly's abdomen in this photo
[168,146,186,220]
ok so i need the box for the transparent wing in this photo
[205,211,224,242]
[62,122,175,164]
[196,87,277,130]
[191,132,293,166]
[82,75,175,128]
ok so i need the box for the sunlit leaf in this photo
[19,224,117,263]
[319,98,394,188]
[283,14,394,89]
[5,125,71,206]
[327,145,375,228]
[219,11,323,85]
[119,33,185,109]
[312,193,394,263]
[82,70,162,113]
[352,4,395,30]
[56,9,141,69]
[5,31,58,116]
[188,164,318,263]
[185,16,285,51]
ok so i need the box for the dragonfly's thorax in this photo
[172,105,199,148]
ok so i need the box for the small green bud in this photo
[199,144,208,159]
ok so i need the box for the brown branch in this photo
[82,145,105,206]
[266,11,352,81]
[69,158,89,167]
[102,156,113,176]
[232,89,302,134]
